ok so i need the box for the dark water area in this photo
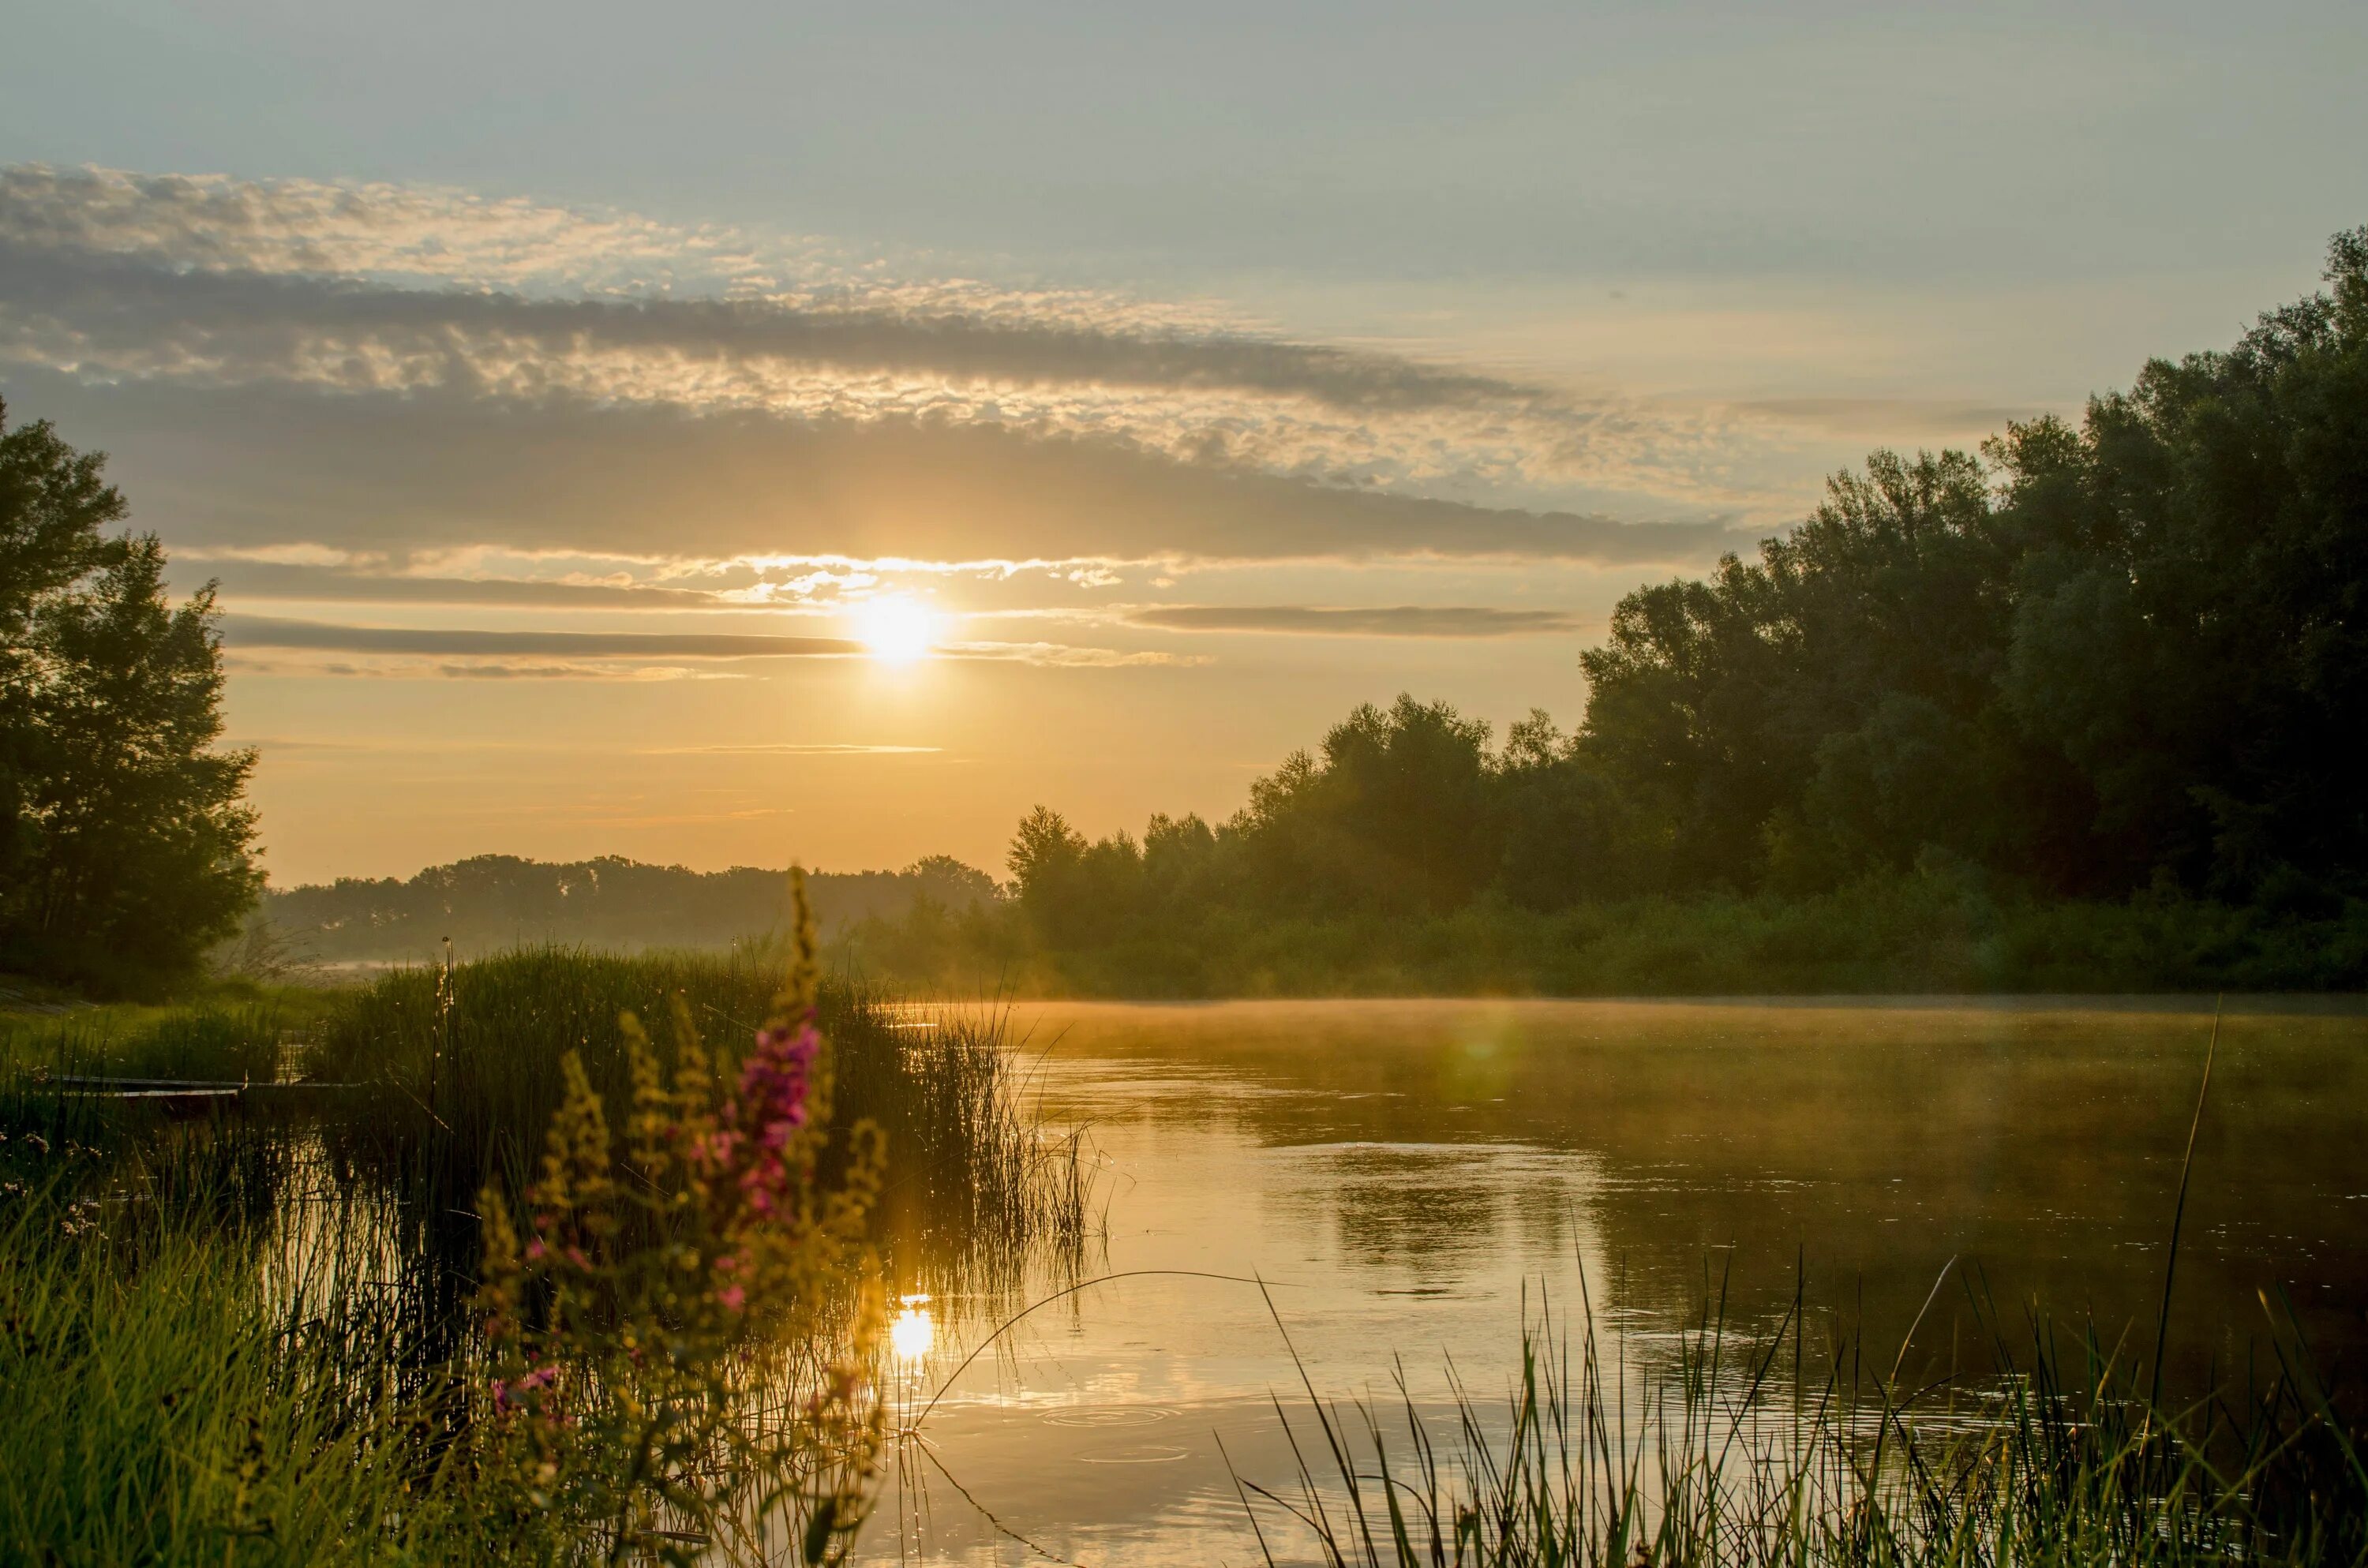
[865,997,2368,1565]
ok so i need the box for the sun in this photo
[851,597,939,664]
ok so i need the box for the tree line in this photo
[264,853,996,964]
[929,229,2367,986]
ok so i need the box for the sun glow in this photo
[852,597,939,664]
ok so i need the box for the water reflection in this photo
[890,1294,935,1364]
[863,997,2368,1564]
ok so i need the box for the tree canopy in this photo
[0,401,260,991]
[993,228,2368,951]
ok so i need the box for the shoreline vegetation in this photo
[247,232,2368,1003]
[0,183,2360,1561]
[1,916,1100,1562]
[5,956,2364,1560]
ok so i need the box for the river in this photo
[856,996,2368,1565]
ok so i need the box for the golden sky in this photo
[2,6,2359,882]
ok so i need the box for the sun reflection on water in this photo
[889,1293,934,1364]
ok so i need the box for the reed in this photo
[0,998,290,1082]
[309,949,1092,1282]
[1239,1268,2367,1567]
[0,1154,486,1563]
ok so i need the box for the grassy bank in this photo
[0,941,1097,1562]
[837,875,2368,998]
[309,949,1091,1280]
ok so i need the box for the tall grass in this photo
[310,949,1092,1285]
[0,1153,485,1563]
[1242,1271,2366,1566]
[0,945,1097,1563]
[0,999,291,1082]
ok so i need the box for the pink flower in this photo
[718,1285,746,1312]
[525,1238,547,1261]
[738,1024,818,1136]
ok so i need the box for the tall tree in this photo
[0,401,259,990]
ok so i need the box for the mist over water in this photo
[867,996,2368,1564]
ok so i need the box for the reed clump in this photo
[1,998,290,1083]
[1242,1274,2367,1567]
[310,948,1092,1285]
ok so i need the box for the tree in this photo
[0,402,260,991]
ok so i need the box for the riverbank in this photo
[834,875,2368,999]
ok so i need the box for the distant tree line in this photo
[264,852,996,964]
[853,228,2368,993]
[0,401,259,993]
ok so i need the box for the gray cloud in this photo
[221,614,861,660]
[1126,604,1581,638]
[0,166,1791,582]
[0,167,1778,513]
[14,371,1752,568]
[200,561,739,609]
[0,234,1544,417]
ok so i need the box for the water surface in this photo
[864,997,2368,1566]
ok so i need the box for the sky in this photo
[3,1,2363,886]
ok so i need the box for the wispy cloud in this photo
[219,614,863,660]
[201,561,750,610]
[0,164,1783,530]
[225,653,734,682]
[635,743,943,756]
[1124,604,1581,638]
[218,614,1197,675]
[943,641,1209,668]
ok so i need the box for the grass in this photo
[0,945,1100,1564]
[1241,1270,2368,1566]
[0,1152,476,1564]
[309,948,1092,1282]
[837,876,2368,997]
[3,949,2355,1563]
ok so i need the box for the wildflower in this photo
[717,1284,747,1313]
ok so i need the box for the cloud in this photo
[16,370,1753,569]
[636,743,942,755]
[0,164,1793,533]
[1125,604,1580,638]
[0,238,1700,501]
[944,641,1209,668]
[200,560,745,610]
[225,653,733,682]
[219,615,1193,673]
[220,614,862,659]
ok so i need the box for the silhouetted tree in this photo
[0,402,260,990]
[974,226,2368,960]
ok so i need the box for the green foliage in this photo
[0,1191,448,1565]
[851,228,2368,996]
[1244,1278,2367,1566]
[0,400,260,994]
[0,998,286,1082]
[849,870,2368,997]
[262,854,1000,965]
[472,896,887,1564]
[1579,230,2368,902]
